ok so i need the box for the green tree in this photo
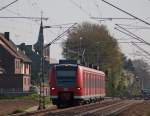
[123,55,135,72]
[62,22,124,96]
[133,59,150,90]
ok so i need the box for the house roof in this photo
[0,33,31,63]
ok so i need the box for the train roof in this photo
[53,63,105,75]
[78,65,105,75]
[55,64,78,68]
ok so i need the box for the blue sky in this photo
[0,0,150,62]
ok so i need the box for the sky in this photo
[0,0,150,63]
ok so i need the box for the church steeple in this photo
[34,19,44,56]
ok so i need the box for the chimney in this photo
[4,32,9,41]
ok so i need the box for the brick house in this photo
[0,32,31,93]
[17,43,50,83]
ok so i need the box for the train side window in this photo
[86,73,88,88]
[102,76,103,88]
[98,75,99,88]
[99,75,101,88]
[96,75,97,94]
[100,75,102,88]
[103,76,104,88]
[86,73,88,95]
[94,74,96,94]
[88,73,89,94]
[102,76,104,88]
[91,74,92,89]
[84,72,86,88]
[101,75,102,88]
[99,75,100,88]
[83,72,85,88]
[89,73,91,89]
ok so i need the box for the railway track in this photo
[45,100,142,116]
[77,100,143,116]
[13,98,115,116]
[13,99,143,116]
[47,99,120,115]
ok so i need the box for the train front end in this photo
[49,62,81,107]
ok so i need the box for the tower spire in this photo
[34,14,44,55]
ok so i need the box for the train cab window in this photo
[56,66,77,87]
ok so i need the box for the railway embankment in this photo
[119,100,150,116]
[2,99,150,116]
[11,99,144,116]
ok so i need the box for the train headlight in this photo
[51,87,55,90]
[77,87,81,90]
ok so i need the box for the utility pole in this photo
[35,18,45,110]
[96,42,100,68]
[79,37,82,64]
[34,15,50,110]
[34,20,77,110]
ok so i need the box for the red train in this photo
[49,60,106,107]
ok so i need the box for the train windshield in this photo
[56,66,77,87]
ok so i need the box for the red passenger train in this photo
[49,60,106,107]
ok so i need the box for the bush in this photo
[9,109,24,115]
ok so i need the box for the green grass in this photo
[15,93,39,101]
[8,109,24,115]
[0,93,52,105]
[15,94,52,104]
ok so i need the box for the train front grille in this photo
[59,92,73,101]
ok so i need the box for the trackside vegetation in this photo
[62,22,137,97]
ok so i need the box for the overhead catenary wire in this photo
[47,23,77,29]
[115,24,150,46]
[118,41,144,43]
[0,16,48,20]
[44,23,77,49]
[0,0,19,12]
[131,42,150,57]
[91,17,135,23]
[114,27,146,43]
[117,24,150,29]
[0,8,42,25]
[119,27,150,30]
[0,16,48,26]
[101,0,150,26]
[91,17,135,20]
[130,52,150,60]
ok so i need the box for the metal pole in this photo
[79,37,82,64]
[42,54,45,109]
[38,59,42,110]
[38,18,46,110]
[38,38,45,110]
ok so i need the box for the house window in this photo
[28,78,30,85]
[18,61,20,68]
[15,60,17,69]
[24,78,26,85]
[15,60,20,69]
[24,64,27,74]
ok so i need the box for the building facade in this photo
[0,32,31,94]
[18,43,50,83]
